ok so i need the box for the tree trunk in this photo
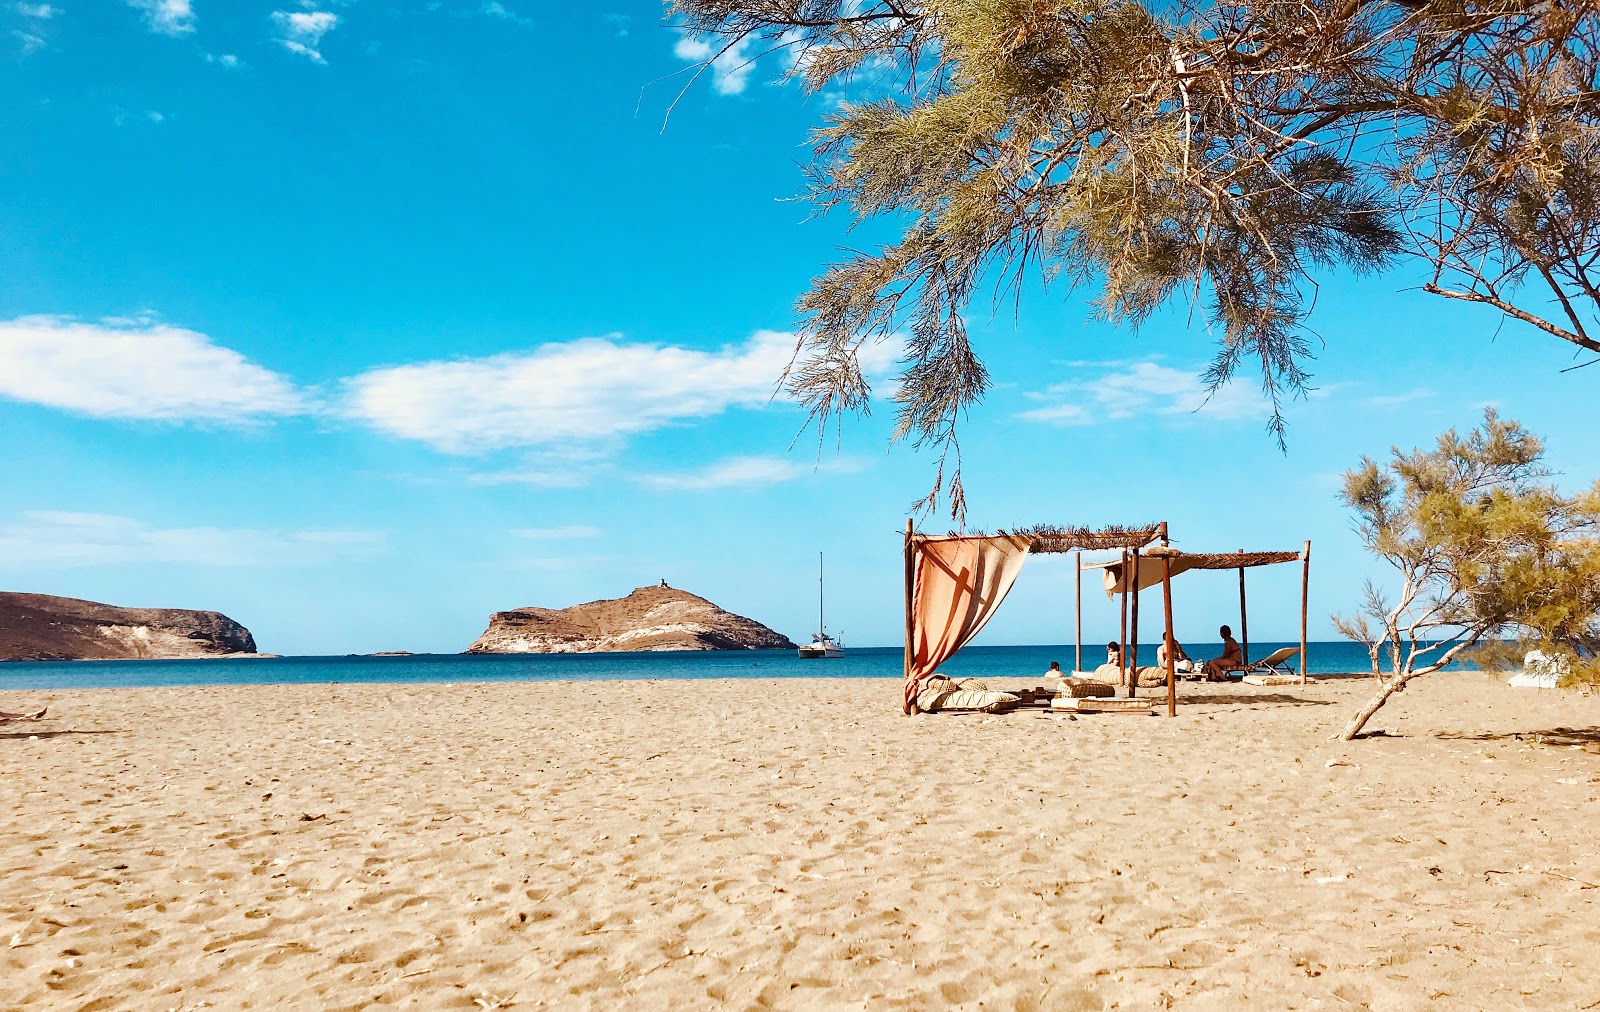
[1342,672,1416,739]
[1342,662,1453,739]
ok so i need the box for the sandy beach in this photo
[3,674,1599,1010]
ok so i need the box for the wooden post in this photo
[1075,550,1083,674]
[1237,548,1249,666]
[1128,548,1141,699]
[1118,549,1129,688]
[1162,556,1177,717]
[1160,523,1175,717]
[904,520,916,714]
[1300,539,1311,685]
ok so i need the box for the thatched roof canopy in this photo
[914,524,1163,554]
[1089,547,1305,596]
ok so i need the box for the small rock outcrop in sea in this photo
[0,592,259,661]
[466,585,797,654]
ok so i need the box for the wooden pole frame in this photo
[1127,547,1141,699]
[1237,548,1249,666]
[1300,539,1312,685]
[1074,551,1083,674]
[1160,522,1176,717]
[1118,549,1130,689]
[904,519,916,714]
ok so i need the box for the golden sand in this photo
[3,675,1599,1009]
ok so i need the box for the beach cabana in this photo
[1078,544,1312,685]
[901,521,1187,715]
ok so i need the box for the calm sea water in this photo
[0,640,1443,692]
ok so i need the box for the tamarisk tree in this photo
[671,0,1600,515]
[1334,409,1600,740]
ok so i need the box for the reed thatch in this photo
[918,524,1163,554]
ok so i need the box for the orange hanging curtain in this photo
[904,535,1031,713]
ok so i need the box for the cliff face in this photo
[0,592,259,662]
[466,585,796,654]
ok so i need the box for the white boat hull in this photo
[797,641,844,659]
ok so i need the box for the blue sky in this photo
[1,1,1594,655]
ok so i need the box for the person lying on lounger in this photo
[1203,625,1245,681]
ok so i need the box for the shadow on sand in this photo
[1175,692,1336,707]
[0,728,123,741]
[1438,726,1600,747]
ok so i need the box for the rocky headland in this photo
[466,584,796,654]
[0,592,259,661]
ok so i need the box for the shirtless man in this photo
[1156,638,1194,676]
[1203,625,1244,681]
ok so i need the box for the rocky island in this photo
[0,592,260,662]
[466,584,796,654]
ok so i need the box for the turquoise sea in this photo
[0,640,1443,691]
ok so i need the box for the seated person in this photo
[1045,660,1064,679]
[1156,638,1196,676]
[1092,641,1123,682]
[1203,625,1245,681]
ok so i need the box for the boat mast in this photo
[817,552,825,639]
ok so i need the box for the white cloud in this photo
[1364,387,1434,408]
[0,511,383,569]
[0,315,307,422]
[638,454,869,492]
[1018,361,1272,426]
[511,525,603,540]
[674,29,756,96]
[126,0,193,35]
[206,52,242,68]
[346,329,886,454]
[480,1,529,26]
[273,9,338,62]
[11,28,43,53]
[16,3,56,18]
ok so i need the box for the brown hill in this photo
[0,592,258,662]
[466,584,796,654]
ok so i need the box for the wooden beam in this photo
[1160,522,1175,717]
[1075,550,1083,674]
[1300,539,1312,685]
[1118,549,1129,689]
[1238,548,1249,666]
[904,519,916,714]
[1128,547,1141,700]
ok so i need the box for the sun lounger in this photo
[1233,646,1301,680]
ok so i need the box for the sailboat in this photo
[796,552,845,659]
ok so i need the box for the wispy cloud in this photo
[479,1,529,26]
[1363,387,1434,409]
[16,3,56,18]
[10,28,43,53]
[0,315,307,422]
[205,52,242,68]
[345,329,898,455]
[273,9,338,62]
[511,525,603,540]
[0,511,383,569]
[1018,361,1272,426]
[638,454,869,491]
[673,29,756,95]
[603,12,630,37]
[126,0,193,35]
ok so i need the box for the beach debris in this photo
[1324,758,1355,768]
[473,992,516,1009]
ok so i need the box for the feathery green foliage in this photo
[671,0,1600,517]
[1333,409,1600,739]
